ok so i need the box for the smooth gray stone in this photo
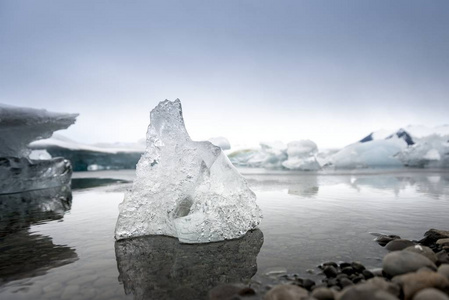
[383,251,436,277]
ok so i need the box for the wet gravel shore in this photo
[209,228,449,300]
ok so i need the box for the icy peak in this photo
[148,99,190,143]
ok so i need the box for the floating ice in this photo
[0,157,72,194]
[227,148,260,166]
[397,135,449,168]
[115,99,262,243]
[246,141,287,168]
[282,140,320,171]
[0,104,77,194]
[329,138,406,169]
[0,104,78,157]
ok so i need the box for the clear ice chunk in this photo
[115,99,262,243]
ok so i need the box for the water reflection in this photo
[115,229,264,300]
[0,231,78,283]
[0,186,72,236]
[0,186,77,284]
[288,175,319,197]
[244,169,449,199]
[350,173,449,198]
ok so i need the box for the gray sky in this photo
[1,0,448,149]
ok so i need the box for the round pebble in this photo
[413,288,449,300]
[383,250,437,277]
[438,264,449,280]
[385,239,415,251]
[392,271,449,300]
[404,245,438,263]
[323,266,339,278]
[311,287,335,300]
[338,283,399,300]
[264,284,308,300]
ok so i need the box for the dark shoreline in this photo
[209,229,449,300]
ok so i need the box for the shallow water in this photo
[1,168,449,299]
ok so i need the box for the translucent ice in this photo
[115,99,262,243]
[0,104,77,194]
[0,157,72,194]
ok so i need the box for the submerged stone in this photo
[115,99,262,243]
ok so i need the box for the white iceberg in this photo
[282,140,321,171]
[227,148,260,166]
[330,138,407,169]
[115,99,262,243]
[246,141,287,168]
[396,134,449,168]
[354,125,449,169]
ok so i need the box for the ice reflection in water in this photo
[115,229,263,300]
[0,186,77,284]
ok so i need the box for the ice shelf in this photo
[0,104,78,157]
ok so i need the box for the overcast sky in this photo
[1,0,448,149]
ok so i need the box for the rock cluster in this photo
[209,229,449,300]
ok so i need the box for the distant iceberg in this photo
[397,134,449,168]
[328,126,449,169]
[226,125,449,170]
[329,138,406,169]
[227,141,287,168]
[30,134,144,171]
[282,140,321,171]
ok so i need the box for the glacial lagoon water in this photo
[1,168,449,299]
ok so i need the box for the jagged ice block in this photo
[115,99,262,243]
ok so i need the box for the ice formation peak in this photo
[115,99,262,243]
[0,104,78,157]
[149,99,190,143]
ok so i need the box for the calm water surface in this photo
[1,168,449,299]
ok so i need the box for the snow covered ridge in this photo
[228,126,449,170]
[0,104,77,194]
[115,99,262,243]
